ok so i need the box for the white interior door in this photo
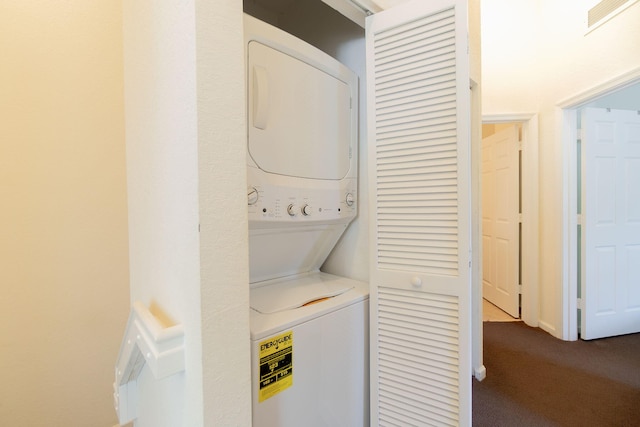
[366,0,472,425]
[581,107,640,340]
[481,125,520,318]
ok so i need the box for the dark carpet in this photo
[473,321,640,427]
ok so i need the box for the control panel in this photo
[247,174,357,224]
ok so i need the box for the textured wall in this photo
[122,1,204,425]
[196,0,253,425]
[123,0,252,425]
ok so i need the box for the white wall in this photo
[0,1,129,425]
[122,1,203,425]
[123,0,251,425]
[481,0,540,114]
[195,1,252,425]
[482,0,640,337]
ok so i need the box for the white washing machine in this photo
[250,272,369,427]
[244,14,369,427]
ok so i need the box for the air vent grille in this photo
[588,0,634,27]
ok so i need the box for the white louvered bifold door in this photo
[366,0,472,425]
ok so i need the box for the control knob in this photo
[287,204,298,217]
[345,193,355,207]
[248,187,259,205]
[301,205,312,216]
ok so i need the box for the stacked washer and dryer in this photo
[244,14,369,427]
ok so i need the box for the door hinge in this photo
[577,214,582,225]
[577,297,583,310]
[518,284,523,295]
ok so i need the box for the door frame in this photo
[559,67,640,341]
[482,114,540,327]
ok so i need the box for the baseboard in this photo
[538,320,558,337]
[474,364,487,381]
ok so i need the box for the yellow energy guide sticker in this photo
[258,331,293,402]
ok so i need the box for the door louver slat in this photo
[378,287,460,426]
[374,6,458,276]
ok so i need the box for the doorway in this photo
[481,115,539,327]
[481,123,521,319]
[560,74,640,340]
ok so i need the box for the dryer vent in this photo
[588,0,637,28]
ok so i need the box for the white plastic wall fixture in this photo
[113,302,185,425]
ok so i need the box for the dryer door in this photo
[247,41,354,180]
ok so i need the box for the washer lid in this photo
[250,273,353,314]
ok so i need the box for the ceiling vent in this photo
[587,0,638,28]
